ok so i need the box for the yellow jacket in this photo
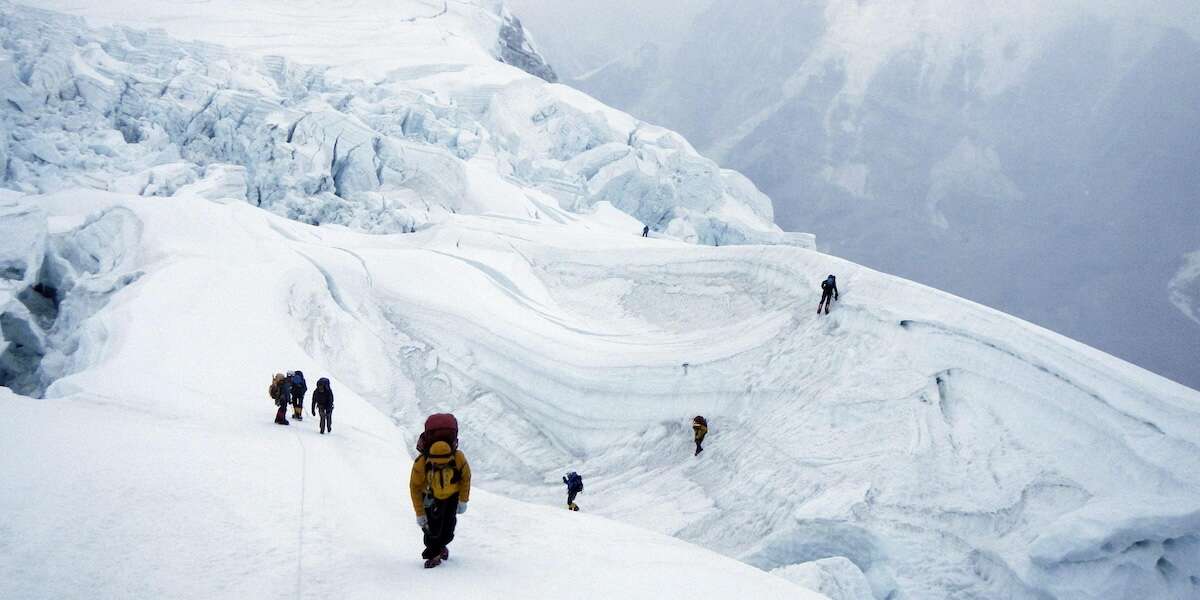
[409,450,472,517]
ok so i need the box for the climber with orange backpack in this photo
[409,413,472,569]
[269,373,289,425]
[692,415,708,456]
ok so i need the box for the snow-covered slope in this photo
[3,3,1200,600]
[0,1,799,246]
[509,0,1200,391]
[0,192,824,600]
[4,181,1199,599]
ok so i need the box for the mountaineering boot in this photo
[424,556,442,569]
[825,305,830,315]
[440,547,449,561]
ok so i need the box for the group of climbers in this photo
[268,371,335,434]
[273,273,845,570]
[269,274,843,569]
[406,411,711,567]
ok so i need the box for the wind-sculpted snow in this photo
[0,190,829,599]
[8,188,1195,598]
[0,2,796,247]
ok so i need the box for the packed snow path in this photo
[3,190,1198,599]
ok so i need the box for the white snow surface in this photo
[0,190,825,600]
[2,185,1199,599]
[774,557,875,600]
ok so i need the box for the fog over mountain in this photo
[510,0,1200,390]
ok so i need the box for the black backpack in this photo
[566,472,583,493]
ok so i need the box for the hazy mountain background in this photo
[509,0,1200,389]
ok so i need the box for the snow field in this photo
[5,186,1199,598]
[0,190,825,600]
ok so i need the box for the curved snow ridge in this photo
[7,189,1200,600]
[331,217,1200,598]
[0,191,829,599]
[0,2,796,247]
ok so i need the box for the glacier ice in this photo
[0,1,799,247]
[0,200,142,396]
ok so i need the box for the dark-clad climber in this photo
[290,370,307,421]
[311,377,334,434]
[818,274,839,315]
[642,225,650,237]
[563,471,584,511]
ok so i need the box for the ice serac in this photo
[496,9,558,83]
[0,0,795,247]
[0,199,142,396]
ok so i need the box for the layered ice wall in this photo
[0,1,800,247]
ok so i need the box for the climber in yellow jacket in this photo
[692,415,708,456]
[409,440,472,568]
